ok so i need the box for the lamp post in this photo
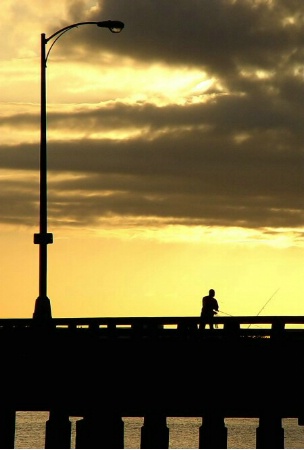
[33,20,124,321]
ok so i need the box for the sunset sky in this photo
[0,0,303,319]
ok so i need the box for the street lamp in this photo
[33,20,124,321]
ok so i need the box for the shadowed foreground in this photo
[0,316,303,448]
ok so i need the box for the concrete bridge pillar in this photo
[45,409,71,449]
[75,413,124,449]
[140,414,169,449]
[199,414,227,449]
[256,415,284,449]
[0,408,15,449]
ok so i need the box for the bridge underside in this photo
[0,318,304,448]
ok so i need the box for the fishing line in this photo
[247,287,280,329]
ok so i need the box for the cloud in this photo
[1,0,303,239]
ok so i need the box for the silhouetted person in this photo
[200,289,219,330]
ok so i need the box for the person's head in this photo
[209,289,215,297]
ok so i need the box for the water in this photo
[14,413,304,449]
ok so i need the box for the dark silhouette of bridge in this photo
[0,315,304,449]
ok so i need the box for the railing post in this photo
[0,408,15,449]
[140,414,169,449]
[177,320,197,339]
[199,414,227,449]
[256,415,284,449]
[76,413,124,449]
[271,320,285,340]
[224,319,240,338]
[45,409,71,449]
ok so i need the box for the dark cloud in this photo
[0,117,302,230]
[2,0,303,234]
[67,0,304,77]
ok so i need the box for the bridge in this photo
[0,315,304,449]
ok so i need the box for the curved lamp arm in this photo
[46,20,124,42]
[44,20,124,64]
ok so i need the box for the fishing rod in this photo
[247,287,280,329]
[218,309,234,317]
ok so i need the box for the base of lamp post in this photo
[33,296,52,320]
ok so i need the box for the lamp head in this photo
[97,20,124,33]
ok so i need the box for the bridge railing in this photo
[0,316,304,339]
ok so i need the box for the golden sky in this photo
[0,0,303,319]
